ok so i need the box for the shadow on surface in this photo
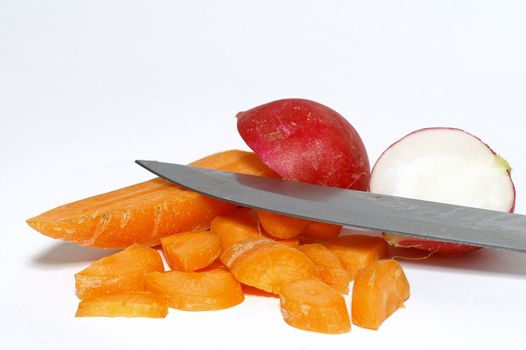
[32,241,118,265]
[389,246,526,278]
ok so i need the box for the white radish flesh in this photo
[369,127,515,253]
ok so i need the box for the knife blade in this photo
[136,160,526,253]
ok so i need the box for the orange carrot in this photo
[280,278,351,334]
[145,268,244,311]
[191,150,279,177]
[160,231,221,271]
[242,284,279,298]
[219,236,274,267]
[75,291,168,318]
[26,150,275,248]
[75,244,164,300]
[212,208,302,249]
[221,236,318,294]
[303,222,342,240]
[198,259,227,271]
[265,235,301,248]
[352,259,410,330]
[324,234,388,280]
[298,243,350,294]
[257,211,311,239]
[210,208,260,250]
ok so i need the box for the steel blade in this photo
[136,160,526,252]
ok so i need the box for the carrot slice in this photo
[298,243,350,294]
[266,235,300,248]
[198,259,227,271]
[212,208,302,249]
[211,209,260,250]
[352,259,410,330]
[219,236,274,267]
[242,284,279,298]
[303,222,342,240]
[160,231,221,271]
[145,268,244,311]
[221,237,318,294]
[324,234,388,280]
[280,278,351,334]
[257,211,311,239]
[26,150,275,248]
[75,291,168,318]
[75,244,164,300]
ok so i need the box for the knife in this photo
[135,160,526,253]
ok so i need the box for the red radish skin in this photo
[237,99,370,190]
[370,127,516,254]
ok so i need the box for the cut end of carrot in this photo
[303,222,342,240]
[324,234,388,280]
[222,237,318,294]
[242,284,279,298]
[160,231,222,272]
[75,244,164,300]
[213,208,303,249]
[352,259,410,330]
[75,291,168,318]
[298,243,350,294]
[257,211,311,239]
[219,236,273,267]
[268,236,301,248]
[211,209,260,250]
[280,278,351,334]
[145,268,244,311]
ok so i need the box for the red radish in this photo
[369,127,516,254]
[237,99,370,190]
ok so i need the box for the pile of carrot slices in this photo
[27,150,410,333]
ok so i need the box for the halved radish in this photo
[237,98,370,190]
[369,127,515,253]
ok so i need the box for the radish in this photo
[237,98,370,190]
[369,127,516,254]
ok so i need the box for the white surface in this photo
[1,1,525,349]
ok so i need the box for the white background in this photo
[1,1,526,349]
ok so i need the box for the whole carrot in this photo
[26,150,277,248]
